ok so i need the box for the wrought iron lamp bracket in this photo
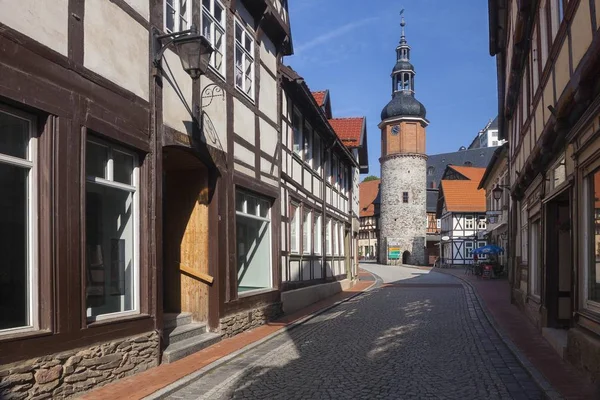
[201,83,225,107]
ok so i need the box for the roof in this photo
[311,91,327,107]
[329,117,364,148]
[439,166,487,213]
[426,147,496,189]
[359,179,380,217]
[478,143,508,189]
[489,115,499,129]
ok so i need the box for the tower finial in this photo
[400,9,406,41]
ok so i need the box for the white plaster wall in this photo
[123,0,149,20]
[234,142,254,166]
[260,36,278,75]
[84,0,149,100]
[234,162,254,178]
[259,67,279,123]
[260,119,278,157]
[234,98,255,144]
[260,157,272,174]
[261,175,278,187]
[162,50,193,134]
[0,0,69,56]
[201,76,228,152]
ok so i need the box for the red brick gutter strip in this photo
[81,273,378,400]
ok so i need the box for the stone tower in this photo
[379,14,428,265]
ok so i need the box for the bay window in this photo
[85,138,139,321]
[234,20,254,99]
[290,203,299,254]
[0,107,37,332]
[201,0,226,76]
[164,0,189,33]
[236,191,272,293]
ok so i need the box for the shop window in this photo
[85,138,139,321]
[521,206,529,263]
[164,0,189,33]
[201,0,226,76]
[290,202,299,254]
[234,20,254,99]
[236,191,271,293]
[587,170,600,305]
[530,220,541,296]
[302,209,312,254]
[0,107,37,332]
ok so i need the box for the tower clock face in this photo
[391,125,400,135]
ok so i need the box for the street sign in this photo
[486,210,502,216]
[441,236,450,241]
[388,245,401,260]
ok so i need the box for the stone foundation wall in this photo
[567,327,600,382]
[0,331,159,399]
[220,302,282,338]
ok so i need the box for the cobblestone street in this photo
[162,264,544,400]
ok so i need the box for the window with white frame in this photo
[478,215,486,230]
[0,107,37,332]
[303,121,312,166]
[236,191,272,293]
[540,0,549,65]
[521,205,529,263]
[290,203,299,254]
[314,214,322,255]
[550,0,564,39]
[332,156,338,188]
[465,215,474,230]
[292,111,302,155]
[85,138,139,321]
[530,220,541,296]
[164,0,189,33]
[333,222,339,256]
[302,209,311,254]
[465,242,474,259]
[313,135,321,174]
[477,241,487,259]
[234,20,254,99]
[339,224,345,256]
[201,0,226,76]
[326,218,332,255]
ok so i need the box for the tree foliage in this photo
[362,175,379,182]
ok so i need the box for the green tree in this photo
[362,175,379,182]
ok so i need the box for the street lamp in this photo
[153,25,214,80]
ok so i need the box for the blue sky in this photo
[284,0,498,178]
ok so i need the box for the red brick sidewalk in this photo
[439,267,599,400]
[81,275,375,400]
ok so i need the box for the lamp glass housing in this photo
[492,186,503,201]
[173,35,214,80]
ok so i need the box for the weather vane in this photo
[400,9,406,36]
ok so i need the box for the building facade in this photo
[378,17,428,265]
[468,116,506,149]
[489,0,600,379]
[359,179,380,259]
[0,0,294,397]
[437,166,488,265]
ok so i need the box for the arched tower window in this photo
[427,166,434,176]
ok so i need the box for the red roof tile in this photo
[329,117,364,148]
[440,167,486,212]
[359,179,380,217]
[311,91,327,107]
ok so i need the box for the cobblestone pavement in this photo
[164,265,545,400]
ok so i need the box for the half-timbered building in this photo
[278,66,366,314]
[359,179,381,259]
[437,166,488,265]
[489,0,600,378]
[0,0,292,396]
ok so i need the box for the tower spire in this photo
[400,9,406,44]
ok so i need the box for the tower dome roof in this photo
[381,91,427,120]
[392,60,414,73]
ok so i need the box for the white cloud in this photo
[295,17,379,54]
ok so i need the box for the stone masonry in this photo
[0,331,159,399]
[379,153,427,265]
[220,303,282,338]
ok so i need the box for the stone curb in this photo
[436,269,563,400]
[145,273,381,400]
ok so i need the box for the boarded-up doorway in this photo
[163,147,210,323]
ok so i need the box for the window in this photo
[586,169,600,305]
[521,206,529,263]
[86,139,139,321]
[314,214,322,255]
[436,219,441,229]
[540,0,549,66]
[550,0,563,39]
[530,220,541,296]
[236,191,271,293]
[465,242,474,259]
[326,218,332,255]
[332,157,338,187]
[292,111,302,155]
[0,107,37,332]
[234,20,254,99]
[492,141,498,146]
[464,215,474,230]
[402,192,409,203]
[339,224,345,256]
[303,122,312,166]
[427,166,434,176]
[333,222,339,256]
[314,135,321,174]
[201,0,226,76]
[302,209,311,254]
[478,216,487,230]
[290,203,299,254]
[165,0,189,33]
